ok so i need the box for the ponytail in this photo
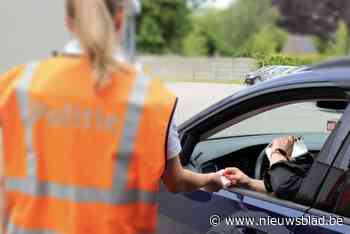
[66,0,121,91]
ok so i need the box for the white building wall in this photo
[0,1,70,73]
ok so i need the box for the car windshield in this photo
[211,102,343,138]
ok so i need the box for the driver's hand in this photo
[271,136,295,160]
[223,167,251,188]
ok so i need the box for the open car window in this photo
[210,101,343,139]
[187,100,346,207]
[190,101,344,176]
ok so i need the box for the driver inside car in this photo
[224,136,314,200]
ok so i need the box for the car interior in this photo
[188,133,325,180]
[185,100,347,184]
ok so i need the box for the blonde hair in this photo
[66,0,122,91]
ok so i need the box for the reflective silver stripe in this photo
[112,75,152,201]
[15,62,40,180]
[7,223,56,234]
[7,74,157,204]
[5,178,156,204]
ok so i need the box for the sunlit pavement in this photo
[167,82,245,124]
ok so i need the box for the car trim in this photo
[220,188,309,214]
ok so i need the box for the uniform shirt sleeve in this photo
[167,117,182,160]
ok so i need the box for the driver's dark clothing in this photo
[264,153,314,200]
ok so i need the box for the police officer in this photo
[0,0,224,233]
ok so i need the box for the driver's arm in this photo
[224,137,295,194]
[247,179,266,193]
[223,167,267,193]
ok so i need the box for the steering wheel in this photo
[254,146,270,180]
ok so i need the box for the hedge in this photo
[255,54,331,68]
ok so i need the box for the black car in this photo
[158,58,350,234]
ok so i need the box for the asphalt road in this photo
[167,82,244,124]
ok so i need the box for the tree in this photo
[183,9,221,56]
[252,24,288,56]
[328,21,350,55]
[272,0,350,40]
[137,0,191,54]
[183,27,209,56]
[314,21,350,55]
[188,0,283,57]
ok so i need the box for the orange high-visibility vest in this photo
[0,56,177,234]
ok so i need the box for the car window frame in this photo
[180,87,348,166]
[221,187,310,214]
[303,105,350,220]
[179,86,349,211]
[209,101,343,139]
[333,105,350,170]
[211,106,350,227]
[218,101,350,214]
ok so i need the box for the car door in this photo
[158,83,349,234]
[292,104,350,234]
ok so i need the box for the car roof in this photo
[180,57,350,130]
[248,65,307,79]
[238,58,350,100]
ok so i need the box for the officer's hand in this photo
[204,172,224,192]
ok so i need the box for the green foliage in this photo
[181,0,287,57]
[313,21,350,56]
[136,0,289,57]
[211,0,279,56]
[256,54,327,68]
[216,0,284,56]
[182,9,219,56]
[137,0,191,54]
[252,25,288,56]
[327,21,349,55]
[137,16,164,53]
[313,37,331,54]
[182,26,208,56]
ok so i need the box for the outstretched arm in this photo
[162,156,224,193]
[224,167,267,193]
[247,179,266,193]
[225,137,297,195]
